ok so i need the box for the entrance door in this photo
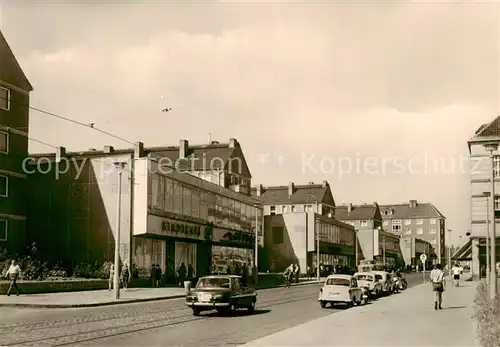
[197,243,212,277]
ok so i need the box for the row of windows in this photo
[391,225,437,235]
[0,86,10,111]
[270,204,315,215]
[150,175,263,233]
[385,218,437,225]
[316,220,355,245]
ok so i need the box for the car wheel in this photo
[320,300,327,308]
[247,300,256,313]
[192,308,200,316]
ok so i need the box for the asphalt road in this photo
[0,273,425,347]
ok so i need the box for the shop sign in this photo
[222,230,255,245]
[161,220,201,237]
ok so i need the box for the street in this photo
[0,273,425,346]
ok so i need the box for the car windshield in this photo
[355,274,373,281]
[326,278,350,286]
[196,278,230,289]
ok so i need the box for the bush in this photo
[72,261,113,279]
[20,256,50,280]
[473,280,500,347]
[47,262,68,279]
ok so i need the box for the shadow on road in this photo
[444,305,467,310]
[204,309,271,317]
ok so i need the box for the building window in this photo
[0,87,10,111]
[281,205,287,213]
[391,219,402,234]
[304,205,313,212]
[383,220,389,226]
[272,226,284,244]
[404,219,411,225]
[495,197,500,211]
[0,219,7,241]
[416,228,424,235]
[270,205,276,215]
[416,219,423,225]
[0,175,7,197]
[430,218,436,225]
[0,132,8,154]
[360,220,368,227]
[404,228,412,235]
[494,156,500,178]
[430,238,437,244]
[291,205,295,212]
[429,228,437,234]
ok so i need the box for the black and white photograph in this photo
[0,0,498,346]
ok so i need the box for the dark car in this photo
[185,275,257,316]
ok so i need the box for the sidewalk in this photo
[0,278,322,308]
[243,278,479,346]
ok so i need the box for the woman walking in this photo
[108,264,114,291]
[429,263,446,310]
[121,262,131,290]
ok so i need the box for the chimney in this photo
[229,138,237,148]
[103,145,114,154]
[56,146,66,163]
[134,141,145,158]
[409,200,417,208]
[288,182,294,197]
[373,202,378,208]
[256,184,263,197]
[347,203,353,213]
[179,139,189,159]
[308,181,314,185]
[322,180,327,188]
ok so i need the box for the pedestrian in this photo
[6,260,21,296]
[452,263,461,287]
[121,262,131,290]
[155,264,162,287]
[108,264,115,291]
[293,263,300,283]
[151,263,157,287]
[187,264,194,280]
[429,263,446,310]
[177,262,186,287]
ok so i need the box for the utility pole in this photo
[447,229,452,278]
[113,162,126,300]
[383,233,386,266]
[484,142,498,299]
[254,204,259,285]
[486,195,490,285]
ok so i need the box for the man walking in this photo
[6,260,21,296]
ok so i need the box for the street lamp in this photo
[447,229,452,278]
[483,192,491,285]
[308,193,320,282]
[484,142,498,299]
[254,204,260,285]
[113,162,126,300]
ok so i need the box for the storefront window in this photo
[175,241,197,277]
[173,180,182,214]
[182,185,191,216]
[234,201,241,230]
[199,191,208,220]
[222,197,229,228]
[151,176,160,208]
[191,188,200,218]
[158,176,165,210]
[214,195,222,226]
[212,245,253,275]
[165,178,173,212]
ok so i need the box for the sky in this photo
[1,0,499,246]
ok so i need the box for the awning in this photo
[451,239,472,261]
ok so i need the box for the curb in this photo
[0,281,321,308]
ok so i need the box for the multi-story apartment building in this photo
[461,115,500,279]
[148,138,251,195]
[26,139,262,281]
[251,182,356,273]
[400,236,433,268]
[0,30,33,256]
[379,200,445,263]
[334,202,403,266]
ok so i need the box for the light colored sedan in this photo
[354,272,383,299]
[318,274,363,308]
[371,270,395,295]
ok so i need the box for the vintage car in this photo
[353,272,383,299]
[371,271,395,295]
[185,275,257,316]
[318,274,363,308]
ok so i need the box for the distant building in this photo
[335,202,403,266]
[26,138,262,281]
[400,236,434,268]
[251,182,355,273]
[0,30,33,256]
[379,200,445,263]
[453,115,500,279]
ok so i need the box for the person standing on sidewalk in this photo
[121,262,131,290]
[452,263,461,287]
[6,260,21,296]
[108,264,115,291]
[429,263,446,310]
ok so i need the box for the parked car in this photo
[353,272,383,299]
[371,271,395,295]
[318,274,363,308]
[185,275,257,316]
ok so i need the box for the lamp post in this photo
[484,142,498,299]
[254,204,259,285]
[483,193,491,285]
[447,229,452,278]
[113,162,126,300]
